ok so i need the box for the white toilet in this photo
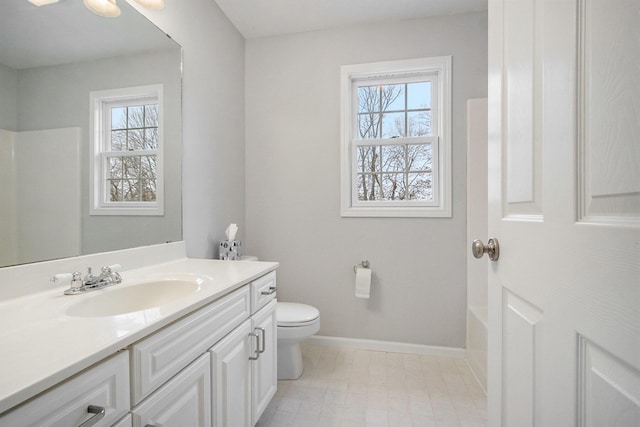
[240,256,320,380]
[276,302,320,380]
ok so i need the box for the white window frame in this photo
[340,57,452,218]
[89,84,164,216]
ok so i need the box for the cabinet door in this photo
[131,353,211,427]
[251,299,277,426]
[209,319,252,427]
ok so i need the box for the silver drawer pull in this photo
[78,405,105,427]
[261,286,276,296]
[249,331,260,360]
[256,327,266,354]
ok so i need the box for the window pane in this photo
[109,179,122,202]
[111,130,126,151]
[123,156,140,179]
[144,104,159,127]
[407,173,433,201]
[145,128,158,150]
[141,179,157,201]
[123,179,140,202]
[128,105,145,129]
[356,146,373,173]
[407,144,432,171]
[407,82,431,110]
[108,157,122,179]
[128,129,145,150]
[358,86,380,113]
[382,112,404,138]
[357,145,383,173]
[380,145,405,172]
[111,107,127,130]
[383,84,405,111]
[381,173,405,200]
[140,155,157,178]
[357,173,376,201]
[370,174,383,200]
[358,113,381,139]
[408,111,431,136]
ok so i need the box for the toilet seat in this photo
[277,302,319,327]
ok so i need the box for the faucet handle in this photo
[106,264,122,273]
[52,272,83,292]
[51,273,73,286]
[102,264,123,285]
[101,264,121,273]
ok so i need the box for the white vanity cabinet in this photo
[130,353,211,427]
[0,351,130,427]
[0,264,279,427]
[209,272,278,427]
[249,271,278,426]
[251,299,277,425]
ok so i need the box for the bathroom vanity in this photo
[0,242,277,427]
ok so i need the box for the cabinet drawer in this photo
[0,351,129,427]
[251,271,276,314]
[131,353,211,427]
[130,286,250,404]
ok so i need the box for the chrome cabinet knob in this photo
[472,238,500,261]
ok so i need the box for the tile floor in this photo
[256,343,487,427]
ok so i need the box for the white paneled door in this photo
[487,0,640,426]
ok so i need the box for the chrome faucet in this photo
[52,264,122,295]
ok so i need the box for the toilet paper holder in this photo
[353,260,370,273]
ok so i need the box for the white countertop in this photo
[0,257,278,414]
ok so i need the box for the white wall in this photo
[0,63,17,131]
[0,130,16,266]
[15,128,81,264]
[246,12,488,347]
[0,128,80,266]
[127,0,247,259]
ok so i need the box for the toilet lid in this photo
[277,302,319,326]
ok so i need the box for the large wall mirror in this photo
[0,0,182,268]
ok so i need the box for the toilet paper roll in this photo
[355,267,372,299]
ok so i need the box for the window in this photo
[340,57,451,217]
[90,85,164,216]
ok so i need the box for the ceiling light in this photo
[28,0,59,5]
[83,0,121,18]
[132,0,165,10]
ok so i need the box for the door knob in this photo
[472,238,500,261]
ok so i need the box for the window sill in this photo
[90,205,164,216]
[340,204,451,218]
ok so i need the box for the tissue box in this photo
[219,240,242,260]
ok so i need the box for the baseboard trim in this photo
[307,335,466,359]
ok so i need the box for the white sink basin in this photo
[65,278,202,317]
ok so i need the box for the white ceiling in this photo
[1,0,177,70]
[214,0,488,39]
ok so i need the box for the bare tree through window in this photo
[108,104,159,203]
[356,82,433,201]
